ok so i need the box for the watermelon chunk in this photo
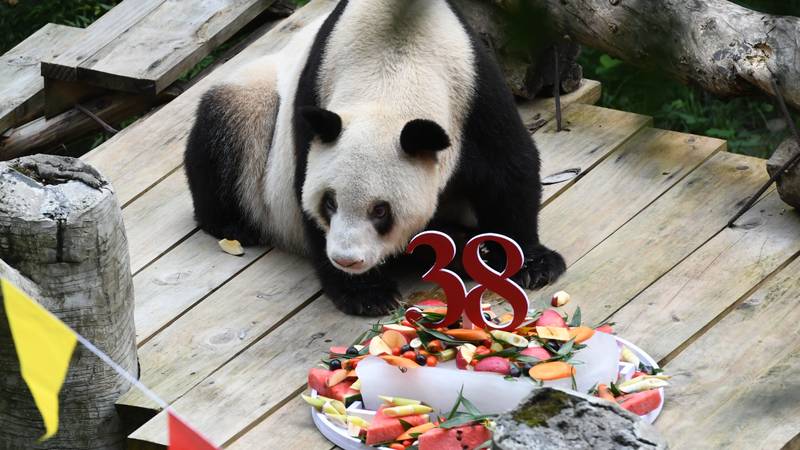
[365,405,428,446]
[617,389,661,416]
[329,380,362,407]
[418,425,491,450]
[308,368,332,397]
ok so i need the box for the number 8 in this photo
[405,231,530,332]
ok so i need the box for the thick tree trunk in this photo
[0,155,137,449]
[509,0,800,109]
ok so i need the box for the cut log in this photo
[500,0,800,109]
[0,155,137,449]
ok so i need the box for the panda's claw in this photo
[521,246,566,290]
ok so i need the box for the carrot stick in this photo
[442,328,491,341]
[597,383,616,402]
[528,361,575,380]
[380,355,420,368]
[568,326,595,344]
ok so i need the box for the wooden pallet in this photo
[40,0,278,116]
[67,1,799,448]
[0,24,84,134]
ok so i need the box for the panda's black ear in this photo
[299,106,342,143]
[401,119,451,157]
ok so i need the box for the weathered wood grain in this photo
[535,103,652,204]
[657,255,800,449]
[225,394,333,450]
[611,190,800,362]
[0,24,84,133]
[133,232,267,345]
[539,128,724,266]
[81,0,338,205]
[0,155,136,448]
[73,0,277,95]
[126,295,375,448]
[123,170,196,273]
[533,152,769,327]
[41,0,165,82]
[117,249,319,416]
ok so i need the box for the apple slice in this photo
[474,356,511,375]
[381,329,408,349]
[326,369,349,388]
[520,346,551,361]
[382,323,418,341]
[369,336,392,356]
[456,344,477,370]
[534,309,568,328]
[536,326,571,341]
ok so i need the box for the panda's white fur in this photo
[303,0,476,272]
[184,0,566,316]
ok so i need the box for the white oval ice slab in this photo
[311,334,663,450]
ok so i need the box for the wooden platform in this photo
[69,1,800,448]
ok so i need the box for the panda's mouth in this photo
[330,257,370,274]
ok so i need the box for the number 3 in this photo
[405,231,530,332]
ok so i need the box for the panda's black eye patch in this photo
[370,201,393,235]
[320,190,337,224]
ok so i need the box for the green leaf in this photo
[569,307,582,327]
[557,338,575,356]
[460,395,482,416]
[609,382,623,397]
[439,413,495,429]
[398,418,414,431]
[447,386,466,420]
[476,439,493,449]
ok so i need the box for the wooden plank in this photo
[538,128,724,266]
[0,24,85,133]
[81,0,338,205]
[532,152,770,326]
[535,103,652,204]
[123,170,195,274]
[40,0,167,83]
[132,232,266,345]
[74,0,276,95]
[656,255,800,449]
[225,394,333,450]
[611,190,800,362]
[117,249,319,416]
[126,295,375,448]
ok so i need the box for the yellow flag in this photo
[2,279,77,441]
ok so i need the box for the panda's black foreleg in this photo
[184,87,265,246]
[304,219,401,317]
[469,161,566,290]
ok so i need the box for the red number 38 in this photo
[405,231,529,332]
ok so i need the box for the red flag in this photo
[168,411,219,450]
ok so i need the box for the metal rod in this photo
[75,103,119,135]
[554,45,563,132]
[727,77,800,227]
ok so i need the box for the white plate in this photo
[311,335,663,450]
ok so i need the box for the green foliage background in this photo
[1,0,798,158]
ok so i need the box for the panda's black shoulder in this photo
[444,0,540,179]
[292,0,350,202]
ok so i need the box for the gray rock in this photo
[493,388,667,450]
[767,139,800,209]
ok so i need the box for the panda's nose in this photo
[333,257,364,269]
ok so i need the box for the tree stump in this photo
[767,139,800,209]
[493,388,667,450]
[0,155,137,449]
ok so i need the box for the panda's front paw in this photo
[329,283,402,317]
[519,246,566,290]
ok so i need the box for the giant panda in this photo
[184,0,566,316]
